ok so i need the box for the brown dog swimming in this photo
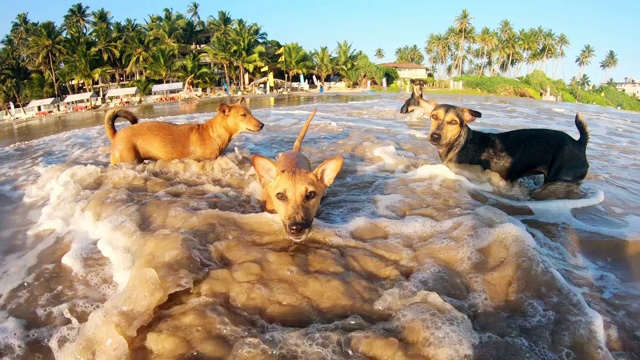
[424,100,589,195]
[104,97,264,164]
[251,108,344,240]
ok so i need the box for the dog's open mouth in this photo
[285,222,312,241]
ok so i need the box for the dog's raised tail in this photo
[575,113,589,147]
[293,108,317,152]
[104,109,139,141]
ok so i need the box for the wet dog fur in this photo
[424,100,590,195]
[251,108,344,240]
[400,80,425,114]
[104,97,264,164]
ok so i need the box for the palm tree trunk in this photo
[49,53,60,99]
[223,63,231,93]
[457,34,465,76]
[12,90,26,115]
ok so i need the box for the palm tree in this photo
[27,21,65,98]
[374,48,384,60]
[279,42,312,89]
[453,9,473,76]
[176,51,210,85]
[335,40,356,81]
[230,20,266,89]
[146,46,177,83]
[186,2,200,24]
[552,33,569,79]
[204,35,234,90]
[497,19,515,77]
[476,27,496,76]
[63,3,91,35]
[148,8,188,54]
[207,10,234,38]
[540,28,556,73]
[65,46,96,92]
[599,50,618,84]
[123,24,151,79]
[575,44,595,83]
[312,46,334,85]
[395,45,424,64]
[90,8,112,31]
[132,78,153,103]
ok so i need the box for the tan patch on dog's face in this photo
[428,106,464,147]
[266,170,326,229]
[252,155,343,240]
[428,104,480,148]
[219,98,264,134]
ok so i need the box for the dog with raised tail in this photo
[424,100,589,197]
[251,108,344,240]
[104,97,264,164]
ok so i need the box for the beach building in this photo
[105,87,140,106]
[63,92,99,111]
[378,62,431,80]
[152,82,183,100]
[615,77,640,97]
[25,98,60,117]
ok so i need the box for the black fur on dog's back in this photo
[400,91,421,114]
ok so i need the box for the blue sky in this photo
[1,0,638,83]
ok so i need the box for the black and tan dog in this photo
[424,100,589,193]
[400,80,425,114]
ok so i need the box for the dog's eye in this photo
[276,193,287,201]
[305,191,317,200]
[450,120,459,125]
[431,114,438,120]
[241,113,247,117]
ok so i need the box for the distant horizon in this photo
[1,0,638,83]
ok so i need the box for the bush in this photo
[455,75,539,99]
[559,90,576,103]
[521,70,558,97]
[600,85,640,111]
[387,83,401,93]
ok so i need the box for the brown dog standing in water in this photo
[424,100,589,196]
[252,108,343,240]
[105,97,264,164]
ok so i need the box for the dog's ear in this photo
[217,103,231,116]
[462,108,482,123]
[313,157,344,187]
[252,154,278,186]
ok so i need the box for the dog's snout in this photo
[287,221,311,239]
[258,122,265,130]
[430,132,442,143]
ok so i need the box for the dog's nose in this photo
[288,222,311,238]
[258,122,264,130]
[430,132,441,143]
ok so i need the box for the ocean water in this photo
[0,93,638,359]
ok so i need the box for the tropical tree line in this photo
[0,2,398,109]
[376,9,619,86]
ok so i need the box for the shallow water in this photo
[0,93,638,359]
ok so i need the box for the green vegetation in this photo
[0,3,399,109]
[1,5,637,112]
[453,71,640,111]
[455,75,540,99]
